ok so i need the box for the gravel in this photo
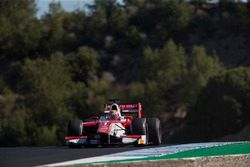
[83,154,250,167]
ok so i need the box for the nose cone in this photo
[97,121,109,134]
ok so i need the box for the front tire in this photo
[68,119,83,148]
[69,143,82,148]
[131,118,147,146]
[68,119,83,136]
[131,118,147,135]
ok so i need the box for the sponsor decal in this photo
[138,139,145,144]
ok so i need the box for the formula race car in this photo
[65,101,161,148]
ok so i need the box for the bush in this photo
[189,67,250,139]
[20,54,75,144]
[177,46,223,108]
[35,126,58,146]
[0,89,28,146]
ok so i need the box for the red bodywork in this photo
[65,102,145,146]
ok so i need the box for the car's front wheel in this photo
[68,119,83,136]
[131,118,147,146]
[67,119,83,148]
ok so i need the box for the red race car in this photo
[65,101,161,148]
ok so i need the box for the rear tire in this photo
[147,118,161,145]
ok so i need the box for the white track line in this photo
[40,142,237,167]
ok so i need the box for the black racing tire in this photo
[84,144,99,148]
[147,118,161,145]
[69,143,82,148]
[68,119,83,136]
[131,118,147,146]
[131,118,147,135]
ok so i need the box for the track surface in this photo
[0,145,155,167]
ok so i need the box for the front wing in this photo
[65,134,147,146]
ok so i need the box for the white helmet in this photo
[110,103,121,118]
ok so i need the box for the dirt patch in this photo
[83,154,250,167]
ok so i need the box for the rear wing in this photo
[104,102,142,118]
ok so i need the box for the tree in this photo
[39,2,65,55]
[0,0,41,61]
[129,0,192,40]
[48,1,63,15]
[107,3,129,37]
[0,88,28,146]
[124,0,145,7]
[66,47,100,83]
[67,82,87,119]
[21,54,74,143]
[85,0,108,47]
[21,54,74,124]
[84,76,112,117]
[178,46,223,108]
[189,67,250,140]
[141,39,186,114]
[69,72,113,119]
[142,39,186,87]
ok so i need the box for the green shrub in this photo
[189,67,250,139]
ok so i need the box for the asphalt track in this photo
[0,145,156,167]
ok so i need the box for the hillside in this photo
[1,0,250,146]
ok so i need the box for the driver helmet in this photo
[109,103,121,119]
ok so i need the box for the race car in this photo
[65,101,161,148]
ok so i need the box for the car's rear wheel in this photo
[147,118,161,145]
